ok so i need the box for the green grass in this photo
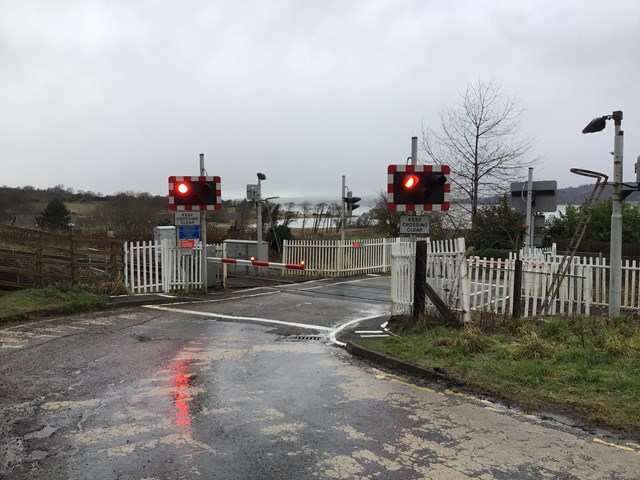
[359,315,640,435]
[0,288,107,322]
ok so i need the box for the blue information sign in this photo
[178,225,200,240]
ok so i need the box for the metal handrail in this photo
[540,168,608,315]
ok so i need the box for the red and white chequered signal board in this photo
[387,164,450,212]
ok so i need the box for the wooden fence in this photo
[0,224,124,290]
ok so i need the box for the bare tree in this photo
[312,202,327,234]
[235,199,253,235]
[421,78,536,227]
[281,202,297,226]
[326,202,340,232]
[88,192,164,231]
[368,191,402,237]
[299,201,311,234]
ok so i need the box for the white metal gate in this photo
[124,240,223,293]
[391,238,470,321]
[390,240,605,319]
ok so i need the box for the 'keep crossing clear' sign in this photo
[399,215,429,234]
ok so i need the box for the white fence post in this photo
[457,238,471,323]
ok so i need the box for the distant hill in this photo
[556,183,640,205]
[477,183,640,207]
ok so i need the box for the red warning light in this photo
[403,175,420,189]
[176,182,190,195]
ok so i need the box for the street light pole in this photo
[581,110,624,317]
[610,111,624,317]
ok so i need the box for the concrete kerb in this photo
[345,341,465,387]
[109,275,313,309]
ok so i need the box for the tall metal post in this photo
[199,153,208,294]
[340,175,346,242]
[609,111,624,317]
[525,167,534,254]
[410,136,418,243]
[410,136,421,317]
[257,177,263,261]
[410,137,418,166]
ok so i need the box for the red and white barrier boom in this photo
[207,257,306,271]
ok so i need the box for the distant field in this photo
[66,202,102,215]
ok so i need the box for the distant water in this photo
[268,198,570,229]
[272,196,376,229]
[275,196,377,211]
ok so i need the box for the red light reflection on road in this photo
[172,361,192,435]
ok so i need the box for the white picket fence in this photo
[124,237,406,292]
[391,239,640,318]
[391,238,471,319]
[123,236,640,317]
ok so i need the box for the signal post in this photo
[387,137,451,320]
[168,161,222,293]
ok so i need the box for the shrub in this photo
[454,326,490,355]
[512,331,552,359]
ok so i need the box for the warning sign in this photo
[399,215,429,234]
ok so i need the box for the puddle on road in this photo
[26,424,58,439]
[41,399,101,410]
[29,450,48,461]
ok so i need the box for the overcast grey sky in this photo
[1,0,639,200]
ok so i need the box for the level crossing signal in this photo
[344,191,361,217]
[387,164,450,212]
[168,176,222,211]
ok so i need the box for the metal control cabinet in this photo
[153,226,177,246]
[223,240,268,275]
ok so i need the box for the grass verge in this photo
[358,315,640,436]
[0,288,107,323]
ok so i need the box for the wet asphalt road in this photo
[1,275,639,479]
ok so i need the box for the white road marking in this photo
[143,304,333,331]
[355,330,385,334]
[329,313,389,347]
[144,304,390,347]
[294,276,384,291]
[152,290,280,307]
